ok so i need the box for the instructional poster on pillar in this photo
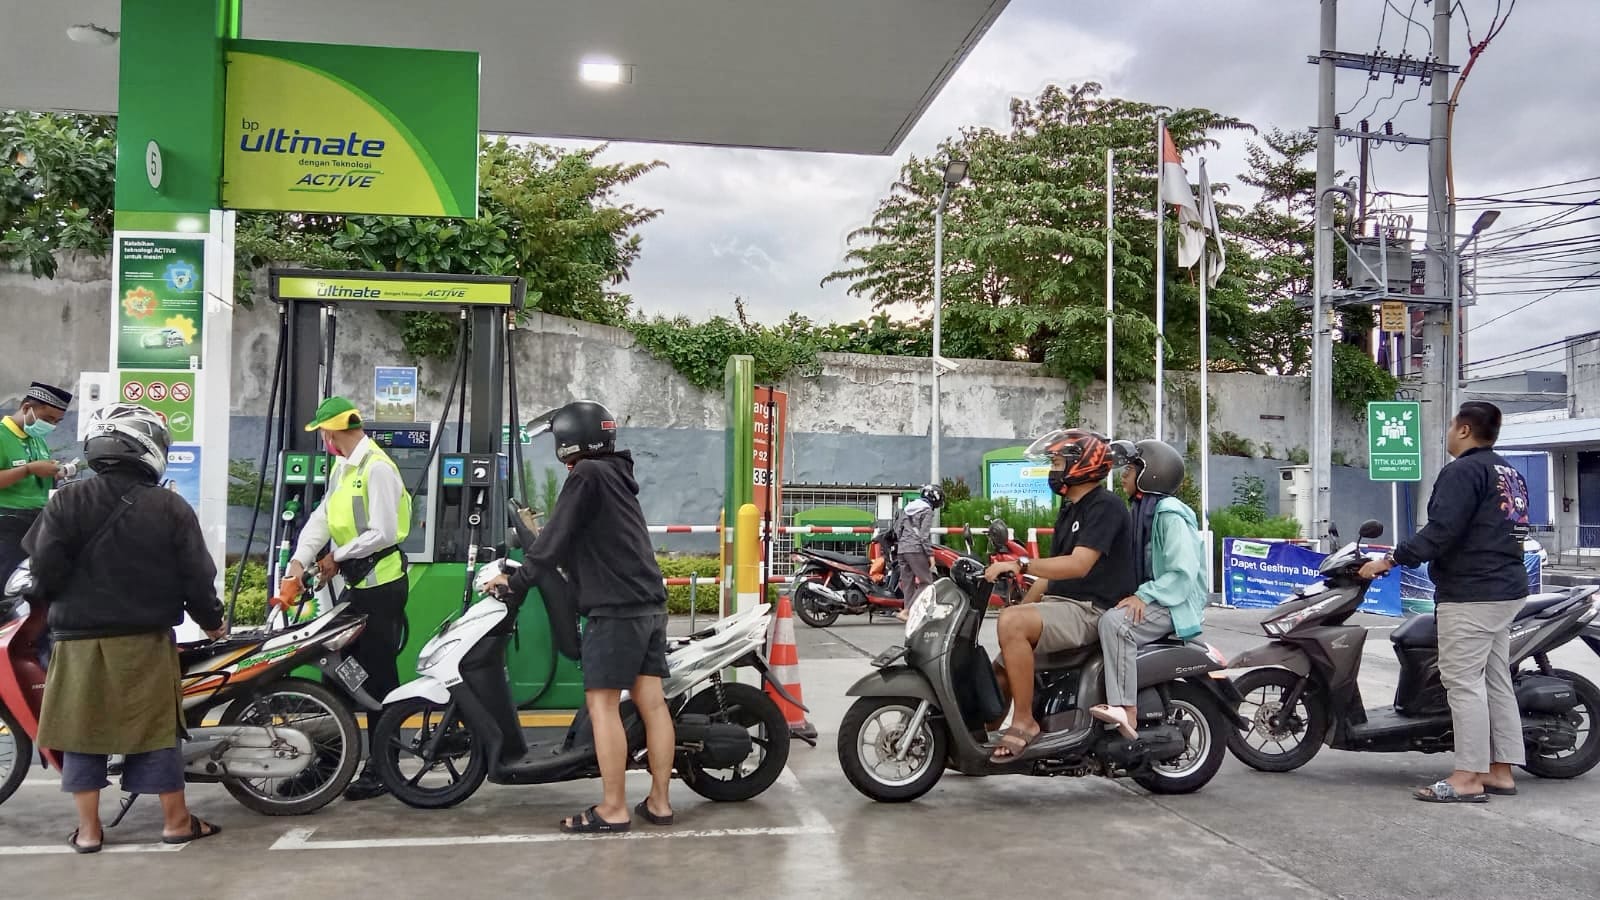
[163,444,202,510]
[116,236,205,371]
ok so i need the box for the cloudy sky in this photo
[557,0,1599,373]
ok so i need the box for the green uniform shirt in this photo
[0,416,53,510]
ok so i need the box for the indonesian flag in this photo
[1197,158,1226,288]
[1161,126,1204,269]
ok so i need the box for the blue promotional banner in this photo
[1223,538,1545,617]
[163,443,202,510]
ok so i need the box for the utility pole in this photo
[1420,0,1453,508]
[1311,0,1337,550]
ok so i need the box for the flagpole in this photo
[1153,117,1166,441]
[1105,147,1115,444]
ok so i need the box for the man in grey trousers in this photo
[1361,401,1531,803]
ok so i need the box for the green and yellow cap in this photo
[304,396,364,432]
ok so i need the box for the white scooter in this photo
[368,556,802,809]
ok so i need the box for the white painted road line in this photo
[0,842,184,856]
[270,766,835,851]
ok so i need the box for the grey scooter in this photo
[836,557,1246,802]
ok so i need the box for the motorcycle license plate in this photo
[871,645,907,668]
[335,657,369,692]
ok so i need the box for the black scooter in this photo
[835,557,1246,801]
[1227,520,1600,778]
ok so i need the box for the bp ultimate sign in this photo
[222,40,479,218]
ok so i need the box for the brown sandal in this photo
[988,725,1041,764]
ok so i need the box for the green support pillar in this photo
[723,355,754,615]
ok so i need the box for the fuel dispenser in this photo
[241,269,583,708]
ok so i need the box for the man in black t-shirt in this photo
[983,429,1136,764]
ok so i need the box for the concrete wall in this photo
[1,259,1391,551]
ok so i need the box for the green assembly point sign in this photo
[222,39,479,218]
[117,237,205,371]
[119,372,196,442]
[1368,401,1423,482]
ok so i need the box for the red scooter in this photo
[790,519,1032,628]
[0,561,374,816]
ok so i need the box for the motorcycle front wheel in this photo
[792,583,840,629]
[837,696,947,802]
[1227,667,1329,773]
[0,702,32,807]
[219,678,362,816]
[680,682,790,802]
[370,697,488,809]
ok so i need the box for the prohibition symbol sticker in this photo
[122,381,144,402]
[147,381,169,402]
[171,382,192,402]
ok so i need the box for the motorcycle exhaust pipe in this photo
[801,582,849,610]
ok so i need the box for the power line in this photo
[1466,267,1600,332]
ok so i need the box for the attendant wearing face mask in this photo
[0,382,73,585]
[283,397,412,801]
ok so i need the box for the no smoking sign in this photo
[122,381,144,402]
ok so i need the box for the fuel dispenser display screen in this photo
[366,422,439,561]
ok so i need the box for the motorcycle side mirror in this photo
[506,527,522,550]
[1358,520,1384,541]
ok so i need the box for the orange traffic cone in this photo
[766,594,818,746]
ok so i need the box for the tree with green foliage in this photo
[0,111,116,278]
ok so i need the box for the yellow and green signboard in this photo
[222,39,479,218]
[275,275,515,307]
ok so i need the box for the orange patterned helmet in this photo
[1025,428,1112,487]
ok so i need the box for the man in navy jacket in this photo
[1361,401,1531,803]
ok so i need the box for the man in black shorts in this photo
[982,429,1136,763]
[489,400,673,833]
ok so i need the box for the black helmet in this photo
[919,484,945,509]
[84,403,170,481]
[1109,438,1186,496]
[549,400,617,464]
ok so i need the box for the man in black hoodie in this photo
[1360,401,1531,803]
[488,400,674,833]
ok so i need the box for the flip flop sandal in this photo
[988,726,1041,764]
[635,800,674,826]
[1089,705,1139,740]
[559,805,632,834]
[1415,781,1489,804]
[1484,784,1518,796]
[163,815,222,844]
[67,829,102,854]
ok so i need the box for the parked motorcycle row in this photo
[3,517,1599,825]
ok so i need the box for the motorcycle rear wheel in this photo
[680,682,790,802]
[370,697,488,809]
[1521,669,1600,780]
[793,585,840,629]
[0,702,32,807]
[219,678,362,816]
[1227,667,1328,773]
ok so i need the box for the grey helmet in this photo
[84,403,171,481]
[1109,438,1185,496]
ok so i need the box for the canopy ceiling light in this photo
[580,61,633,85]
[66,24,120,46]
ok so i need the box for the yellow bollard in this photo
[735,503,761,616]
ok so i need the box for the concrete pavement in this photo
[3,605,1599,899]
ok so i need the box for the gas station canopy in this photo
[1,0,1009,155]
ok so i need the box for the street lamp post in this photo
[1448,209,1499,405]
[931,158,968,485]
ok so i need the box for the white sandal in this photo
[1089,704,1138,740]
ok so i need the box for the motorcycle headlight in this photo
[904,585,952,637]
[417,639,460,671]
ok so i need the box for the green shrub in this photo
[940,497,1057,556]
[1206,506,1302,575]
[657,555,721,614]
[225,559,270,625]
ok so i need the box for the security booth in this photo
[256,268,582,708]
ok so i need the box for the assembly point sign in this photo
[222,40,479,218]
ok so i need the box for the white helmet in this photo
[84,403,171,481]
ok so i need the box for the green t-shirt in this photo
[0,417,53,510]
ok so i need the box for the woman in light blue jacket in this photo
[1090,439,1209,738]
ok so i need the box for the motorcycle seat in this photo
[1389,614,1438,648]
[802,549,871,568]
[1516,592,1580,620]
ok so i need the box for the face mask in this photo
[323,434,344,457]
[21,409,54,439]
[1048,469,1070,495]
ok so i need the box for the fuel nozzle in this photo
[58,458,83,480]
[281,496,301,523]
